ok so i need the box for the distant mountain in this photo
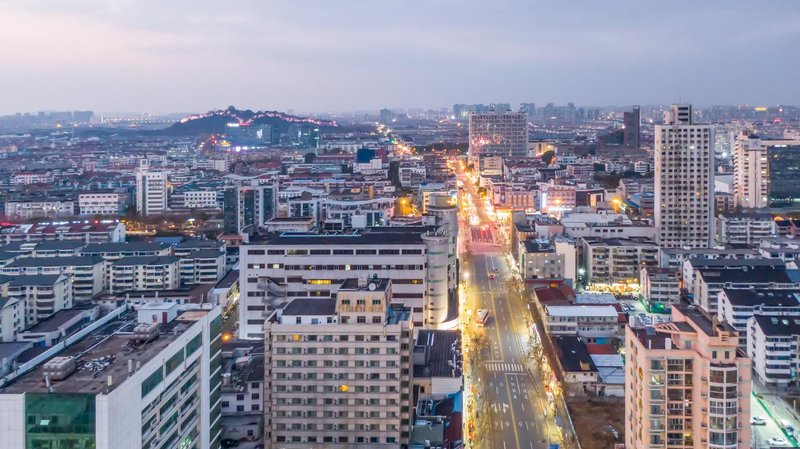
[162,106,338,136]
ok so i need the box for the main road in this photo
[456,162,561,449]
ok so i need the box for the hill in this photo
[162,106,338,136]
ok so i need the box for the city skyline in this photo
[1,1,799,115]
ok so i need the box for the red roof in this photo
[586,343,618,355]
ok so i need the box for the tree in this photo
[303,152,316,164]
[388,161,402,189]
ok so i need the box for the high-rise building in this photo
[734,134,800,208]
[135,159,169,216]
[468,111,528,173]
[625,305,751,449]
[654,105,714,248]
[263,279,413,448]
[222,178,278,234]
[623,106,641,149]
[0,305,223,449]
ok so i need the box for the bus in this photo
[476,309,490,326]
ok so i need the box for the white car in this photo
[750,416,766,425]
[768,436,788,446]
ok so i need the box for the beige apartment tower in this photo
[263,278,413,448]
[625,306,751,449]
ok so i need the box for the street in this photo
[470,252,559,449]
[455,160,563,449]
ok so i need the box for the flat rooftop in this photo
[23,307,96,334]
[340,278,391,291]
[2,310,207,395]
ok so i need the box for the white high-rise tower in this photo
[654,105,714,248]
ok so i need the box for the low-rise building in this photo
[7,274,73,326]
[78,191,128,216]
[693,268,798,315]
[639,267,680,313]
[715,212,776,246]
[717,288,800,347]
[1,256,106,302]
[109,256,181,293]
[179,250,226,285]
[4,200,75,220]
[579,237,658,285]
[518,240,565,283]
[544,304,621,342]
[747,315,800,388]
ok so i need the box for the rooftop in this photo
[722,288,800,307]
[83,242,170,254]
[23,306,97,334]
[5,255,103,268]
[112,256,180,267]
[9,274,64,287]
[282,297,336,316]
[698,268,792,285]
[553,336,597,373]
[753,315,800,336]
[340,277,391,292]
[413,330,462,379]
[249,229,427,246]
[2,310,208,395]
[214,269,239,290]
[546,304,618,318]
[523,240,554,253]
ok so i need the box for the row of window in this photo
[248,248,423,256]
[275,436,398,444]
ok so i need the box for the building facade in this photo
[654,105,714,248]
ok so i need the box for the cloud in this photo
[0,0,798,113]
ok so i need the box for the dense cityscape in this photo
[2,2,800,449]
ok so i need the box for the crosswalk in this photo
[485,362,525,372]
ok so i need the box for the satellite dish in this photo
[368,283,376,291]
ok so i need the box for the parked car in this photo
[768,437,788,446]
[221,440,240,448]
[750,416,767,425]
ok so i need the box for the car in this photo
[768,437,788,446]
[750,416,767,425]
[221,440,240,448]
[488,274,495,280]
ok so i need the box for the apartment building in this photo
[183,190,220,209]
[717,288,800,348]
[0,222,126,245]
[238,227,457,339]
[625,306,751,449]
[544,304,621,342]
[6,274,73,326]
[179,250,226,285]
[1,255,106,302]
[323,189,394,230]
[518,240,566,283]
[0,306,223,449]
[135,159,169,216]
[693,268,798,315]
[640,267,681,313]
[579,237,658,285]
[658,247,758,269]
[108,256,181,293]
[78,192,128,216]
[0,294,24,342]
[747,315,800,387]
[4,200,76,220]
[733,134,800,208]
[263,279,414,448]
[715,212,776,246]
[82,242,172,261]
[654,105,714,248]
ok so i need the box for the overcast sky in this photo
[1,0,799,115]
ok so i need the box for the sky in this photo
[1,0,799,115]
